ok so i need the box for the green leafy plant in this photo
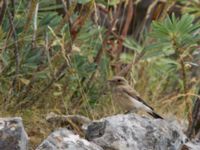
[122,13,200,115]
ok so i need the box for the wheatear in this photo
[108,76,163,119]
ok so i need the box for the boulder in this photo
[85,113,188,150]
[0,117,28,150]
[182,140,200,150]
[36,128,103,150]
[38,113,200,150]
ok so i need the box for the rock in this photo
[36,128,103,150]
[183,140,200,150]
[0,117,28,150]
[85,113,188,150]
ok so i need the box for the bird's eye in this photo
[117,79,121,82]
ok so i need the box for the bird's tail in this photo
[148,111,163,119]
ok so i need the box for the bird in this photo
[108,76,163,119]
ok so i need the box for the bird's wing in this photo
[119,85,154,110]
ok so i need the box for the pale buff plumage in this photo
[108,76,163,119]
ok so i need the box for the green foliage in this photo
[0,0,109,110]
[123,37,144,53]
[148,13,200,75]
[123,13,200,109]
[151,14,200,54]
[72,54,97,78]
[180,0,200,17]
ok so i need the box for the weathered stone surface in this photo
[36,128,103,150]
[85,113,188,150]
[183,140,200,150]
[0,117,28,150]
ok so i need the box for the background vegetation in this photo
[0,0,200,148]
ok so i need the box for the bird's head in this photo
[108,76,128,86]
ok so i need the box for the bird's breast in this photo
[112,91,135,111]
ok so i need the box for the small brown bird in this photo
[108,76,163,119]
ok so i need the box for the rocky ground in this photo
[0,113,200,150]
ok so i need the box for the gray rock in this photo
[85,113,188,150]
[0,117,28,150]
[36,128,103,150]
[183,140,200,150]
